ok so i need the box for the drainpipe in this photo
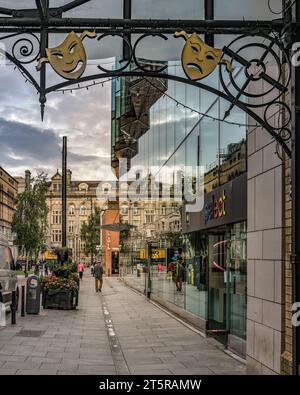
[290,1,300,376]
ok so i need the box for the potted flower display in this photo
[42,263,79,310]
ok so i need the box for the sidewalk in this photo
[0,273,246,375]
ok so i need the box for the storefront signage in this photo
[44,250,57,260]
[204,190,227,223]
[139,249,166,260]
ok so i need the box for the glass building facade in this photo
[112,59,248,355]
[110,0,282,358]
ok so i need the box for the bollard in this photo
[21,285,25,317]
[10,290,16,325]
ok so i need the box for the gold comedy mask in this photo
[36,31,96,80]
[174,31,232,81]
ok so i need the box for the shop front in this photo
[183,173,247,356]
[119,173,247,357]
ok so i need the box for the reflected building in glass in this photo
[111,54,247,357]
[110,0,286,371]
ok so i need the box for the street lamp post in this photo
[62,136,67,250]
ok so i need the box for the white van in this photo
[0,236,18,312]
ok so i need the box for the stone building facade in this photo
[0,166,18,246]
[45,170,105,264]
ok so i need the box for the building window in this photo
[133,203,139,215]
[79,183,89,191]
[51,229,61,243]
[52,210,61,225]
[121,205,128,215]
[53,183,61,192]
[161,205,167,215]
[145,209,155,224]
[68,239,73,249]
[186,213,190,225]
[68,221,74,233]
[68,205,75,215]
[80,205,87,215]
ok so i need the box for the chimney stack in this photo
[25,170,31,191]
[67,169,72,189]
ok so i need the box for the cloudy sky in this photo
[0,0,280,183]
[0,61,115,182]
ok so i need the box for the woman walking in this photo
[77,262,85,280]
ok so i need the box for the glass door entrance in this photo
[207,222,247,341]
[112,251,119,274]
[207,230,229,331]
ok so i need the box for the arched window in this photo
[79,183,88,191]
[68,205,75,215]
[80,205,87,215]
[121,204,128,215]
[161,204,167,215]
[133,202,139,215]
[102,183,111,195]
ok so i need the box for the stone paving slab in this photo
[0,274,246,375]
[102,278,246,376]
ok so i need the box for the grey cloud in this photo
[0,118,61,161]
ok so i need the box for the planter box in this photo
[43,290,78,310]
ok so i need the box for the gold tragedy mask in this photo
[36,31,96,80]
[174,31,232,81]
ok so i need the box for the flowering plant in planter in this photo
[42,262,79,309]
[43,276,79,295]
[48,262,77,278]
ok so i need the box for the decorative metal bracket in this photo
[0,0,293,157]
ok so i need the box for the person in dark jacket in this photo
[94,261,104,292]
[175,258,185,292]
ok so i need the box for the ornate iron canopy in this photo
[0,0,294,157]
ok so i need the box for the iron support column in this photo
[62,136,67,249]
[39,0,49,121]
[123,0,132,62]
[291,0,300,376]
[205,0,214,46]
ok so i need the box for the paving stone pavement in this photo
[0,274,246,375]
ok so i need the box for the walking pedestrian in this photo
[175,257,185,292]
[44,262,49,276]
[77,262,85,280]
[34,263,39,276]
[91,262,95,277]
[94,261,104,292]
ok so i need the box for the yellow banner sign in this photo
[139,249,166,259]
[44,250,57,260]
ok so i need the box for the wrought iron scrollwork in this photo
[132,34,168,73]
[97,33,133,73]
[11,34,40,64]
[219,34,292,153]
[220,34,290,107]
[0,32,40,65]
[0,32,41,92]
[0,8,293,158]
[96,32,169,74]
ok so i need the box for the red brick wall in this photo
[102,209,119,276]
